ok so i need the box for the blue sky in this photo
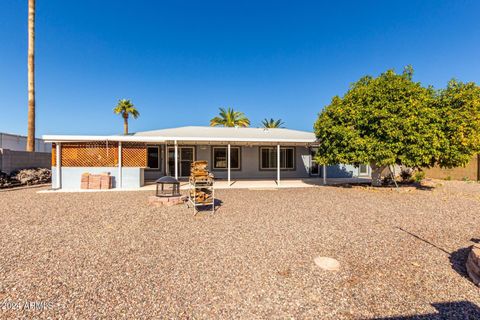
[1,1,479,136]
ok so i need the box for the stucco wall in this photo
[325,164,361,178]
[424,155,479,181]
[196,145,311,179]
[142,144,368,180]
[52,167,144,190]
[0,148,51,174]
[0,133,51,152]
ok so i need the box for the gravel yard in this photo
[0,181,479,319]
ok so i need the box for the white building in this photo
[0,132,51,153]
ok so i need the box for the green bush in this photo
[413,171,426,183]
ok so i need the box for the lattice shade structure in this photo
[122,143,147,167]
[50,142,148,167]
[61,142,118,167]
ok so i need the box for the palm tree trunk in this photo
[123,114,128,135]
[26,0,35,152]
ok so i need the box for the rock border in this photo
[466,243,480,286]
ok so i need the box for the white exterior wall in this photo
[196,145,311,179]
[142,144,370,180]
[52,167,144,190]
[0,133,51,152]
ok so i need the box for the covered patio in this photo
[141,177,372,191]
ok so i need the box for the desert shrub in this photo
[413,171,426,183]
[11,168,51,185]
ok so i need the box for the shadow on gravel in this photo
[396,227,476,283]
[321,182,435,191]
[369,301,480,319]
[190,198,224,214]
[449,246,472,280]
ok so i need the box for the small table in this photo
[155,176,180,197]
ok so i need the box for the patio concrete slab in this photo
[37,178,371,193]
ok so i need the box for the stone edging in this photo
[466,243,480,286]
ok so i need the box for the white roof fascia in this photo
[43,135,316,144]
[161,136,315,143]
[42,135,167,143]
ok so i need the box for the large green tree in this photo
[210,107,250,127]
[314,67,480,186]
[435,80,480,168]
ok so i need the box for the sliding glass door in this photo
[167,147,195,177]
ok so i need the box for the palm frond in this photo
[210,107,250,127]
[261,118,284,128]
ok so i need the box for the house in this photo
[43,126,370,190]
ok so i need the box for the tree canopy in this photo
[314,67,480,184]
[210,107,250,127]
[435,80,480,168]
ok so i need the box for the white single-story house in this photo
[43,126,371,190]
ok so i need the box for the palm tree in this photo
[113,99,140,135]
[210,107,250,127]
[26,0,35,151]
[261,118,285,128]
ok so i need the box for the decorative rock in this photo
[148,195,186,207]
[314,256,340,271]
[466,243,480,286]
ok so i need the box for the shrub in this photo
[413,171,426,183]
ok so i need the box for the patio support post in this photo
[227,143,231,186]
[165,142,168,175]
[56,142,61,189]
[277,144,280,187]
[323,165,327,185]
[174,140,178,180]
[118,141,122,189]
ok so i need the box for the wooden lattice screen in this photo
[122,143,147,167]
[61,142,118,167]
[52,142,147,167]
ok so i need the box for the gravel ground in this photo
[0,181,479,319]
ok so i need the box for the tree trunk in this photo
[27,0,35,152]
[123,114,128,135]
[371,163,386,187]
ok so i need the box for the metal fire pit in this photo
[155,176,180,197]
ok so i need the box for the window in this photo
[212,147,240,170]
[147,146,160,169]
[359,164,369,176]
[260,147,295,170]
